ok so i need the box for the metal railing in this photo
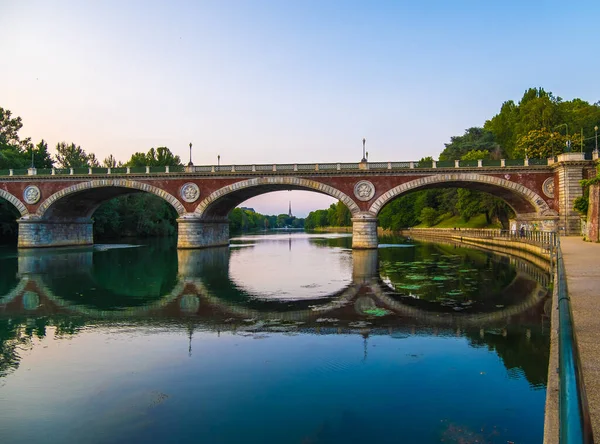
[556,239,594,443]
[405,228,557,253]
[0,158,555,177]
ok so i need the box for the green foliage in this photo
[461,149,490,161]
[573,195,589,219]
[0,107,51,169]
[305,201,350,229]
[485,87,600,157]
[93,194,179,238]
[513,128,582,159]
[439,128,500,161]
[55,142,96,168]
[229,207,303,232]
[125,147,182,167]
[102,154,122,168]
[420,207,438,226]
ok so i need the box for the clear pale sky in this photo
[2,0,599,217]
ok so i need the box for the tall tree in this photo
[439,128,501,161]
[32,140,54,168]
[54,142,94,168]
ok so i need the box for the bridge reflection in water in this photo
[0,236,553,443]
[3,244,550,331]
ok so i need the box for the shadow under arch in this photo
[368,173,554,217]
[35,179,185,219]
[194,177,360,219]
[0,189,28,217]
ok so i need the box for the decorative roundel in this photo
[353,180,375,201]
[542,177,555,198]
[180,183,200,203]
[23,185,41,204]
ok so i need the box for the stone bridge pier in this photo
[177,215,230,249]
[18,217,94,248]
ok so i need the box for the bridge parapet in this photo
[0,158,553,177]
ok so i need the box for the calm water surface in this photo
[0,232,551,444]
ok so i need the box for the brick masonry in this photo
[0,160,592,247]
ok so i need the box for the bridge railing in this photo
[0,158,553,177]
[405,228,557,254]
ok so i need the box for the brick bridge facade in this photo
[0,153,594,249]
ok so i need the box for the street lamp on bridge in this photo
[361,138,367,162]
[188,142,193,166]
[595,125,598,154]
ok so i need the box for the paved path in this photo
[560,236,600,436]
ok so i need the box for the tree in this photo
[32,140,54,168]
[439,128,501,161]
[103,154,122,168]
[513,128,582,159]
[54,142,95,168]
[461,149,490,161]
[125,147,182,167]
[420,207,438,226]
[0,107,31,169]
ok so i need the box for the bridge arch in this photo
[0,189,28,216]
[194,176,360,219]
[368,173,553,217]
[36,179,186,219]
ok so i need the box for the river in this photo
[0,232,550,443]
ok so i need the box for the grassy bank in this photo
[414,214,502,229]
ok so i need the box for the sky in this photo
[2,0,600,217]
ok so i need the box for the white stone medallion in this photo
[354,180,375,201]
[542,177,555,199]
[23,185,41,204]
[180,183,200,203]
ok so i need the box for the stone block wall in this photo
[177,218,230,249]
[351,213,378,249]
[17,219,93,248]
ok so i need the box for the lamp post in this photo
[218,154,220,167]
[188,142,193,166]
[30,145,34,168]
[595,125,598,154]
[361,138,367,162]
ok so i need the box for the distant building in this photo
[240,207,255,213]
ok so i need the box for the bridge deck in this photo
[559,237,600,438]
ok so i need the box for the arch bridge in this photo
[0,153,592,249]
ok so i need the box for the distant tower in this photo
[288,201,292,217]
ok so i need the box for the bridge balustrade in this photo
[391,162,412,168]
[277,164,295,171]
[0,158,555,177]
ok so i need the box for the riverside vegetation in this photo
[2,87,600,241]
